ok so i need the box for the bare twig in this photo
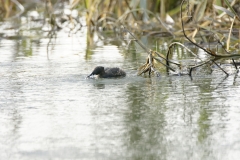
[226,16,236,51]
[180,0,231,76]
[180,0,214,56]
[123,26,177,74]
[124,0,138,21]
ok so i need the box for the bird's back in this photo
[104,67,126,78]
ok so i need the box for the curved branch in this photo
[180,0,213,56]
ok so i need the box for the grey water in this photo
[0,27,240,160]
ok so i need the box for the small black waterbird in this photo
[87,66,126,78]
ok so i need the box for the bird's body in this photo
[88,66,126,78]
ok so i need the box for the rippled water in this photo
[0,28,240,160]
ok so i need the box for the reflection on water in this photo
[0,29,240,160]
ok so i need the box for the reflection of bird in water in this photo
[87,66,126,78]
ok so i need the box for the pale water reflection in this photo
[0,29,240,160]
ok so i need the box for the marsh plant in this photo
[0,0,239,76]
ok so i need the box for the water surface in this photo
[0,28,240,160]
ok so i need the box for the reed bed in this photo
[0,0,239,77]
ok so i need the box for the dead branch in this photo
[180,0,240,76]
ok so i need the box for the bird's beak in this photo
[87,73,93,78]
